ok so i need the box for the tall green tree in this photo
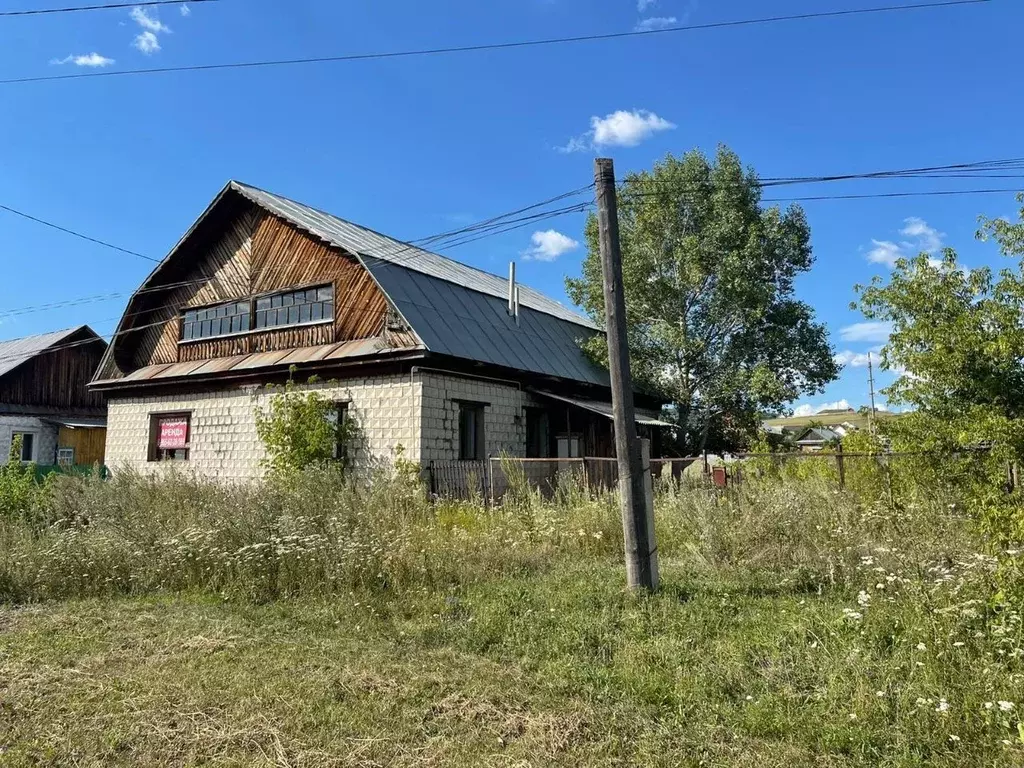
[854,196,1024,541]
[566,146,838,452]
[856,196,1024,431]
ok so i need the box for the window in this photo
[148,413,191,462]
[181,301,251,341]
[557,435,582,459]
[179,284,334,342]
[56,447,75,466]
[255,285,334,331]
[12,432,35,463]
[458,402,486,461]
[525,409,550,458]
[326,402,349,461]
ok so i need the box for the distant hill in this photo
[762,410,898,431]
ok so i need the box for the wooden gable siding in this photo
[127,208,390,370]
[0,339,106,410]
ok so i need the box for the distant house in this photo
[795,427,843,452]
[0,327,107,467]
[90,181,669,481]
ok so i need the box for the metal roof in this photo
[94,181,610,391]
[362,256,610,387]
[532,390,674,428]
[230,182,601,331]
[0,327,92,380]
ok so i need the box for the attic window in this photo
[255,285,334,330]
[182,301,251,341]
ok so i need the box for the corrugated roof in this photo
[364,256,610,387]
[230,182,600,331]
[0,327,89,380]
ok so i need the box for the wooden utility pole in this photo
[594,157,659,592]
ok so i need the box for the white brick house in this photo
[92,182,667,480]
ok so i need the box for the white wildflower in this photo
[998,701,1015,712]
[916,643,927,651]
[949,734,960,743]
[857,590,872,608]
[936,698,950,713]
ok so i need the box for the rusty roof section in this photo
[92,338,423,387]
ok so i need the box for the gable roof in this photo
[97,182,611,389]
[231,182,600,331]
[0,326,100,380]
[796,427,842,444]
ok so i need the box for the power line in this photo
[0,0,991,86]
[0,188,596,328]
[765,188,1019,202]
[0,0,210,17]
[0,202,157,262]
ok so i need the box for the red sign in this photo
[158,418,189,450]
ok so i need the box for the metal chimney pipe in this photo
[508,262,516,316]
[514,286,521,326]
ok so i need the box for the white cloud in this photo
[635,16,677,32]
[834,350,876,369]
[556,135,591,154]
[180,4,191,16]
[131,6,171,34]
[863,217,945,269]
[637,0,658,10]
[867,239,903,268]
[559,109,675,153]
[840,321,892,343]
[523,230,580,262]
[133,31,161,54]
[50,52,116,67]
[792,399,853,418]
[593,109,675,147]
[900,217,944,253]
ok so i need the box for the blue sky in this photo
[0,0,1020,414]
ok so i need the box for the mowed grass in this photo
[1,470,1023,766]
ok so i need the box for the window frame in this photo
[56,447,76,466]
[457,400,487,461]
[12,432,36,463]
[556,434,583,459]
[254,284,335,333]
[147,411,193,463]
[327,401,350,462]
[525,408,551,459]
[177,282,335,345]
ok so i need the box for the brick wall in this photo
[417,371,536,462]
[0,416,58,466]
[105,375,422,481]
[105,370,537,481]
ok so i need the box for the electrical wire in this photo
[0,0,992,85]
[0,202,157,262]
[0,189,597,357]
[0,0,210,17]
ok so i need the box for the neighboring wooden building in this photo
[0,326,107,467]
[91,181,668,480]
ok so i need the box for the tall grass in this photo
[2,466,1023,763]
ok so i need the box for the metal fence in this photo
[425,456,705,502]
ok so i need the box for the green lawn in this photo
[2,558,1022,767]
